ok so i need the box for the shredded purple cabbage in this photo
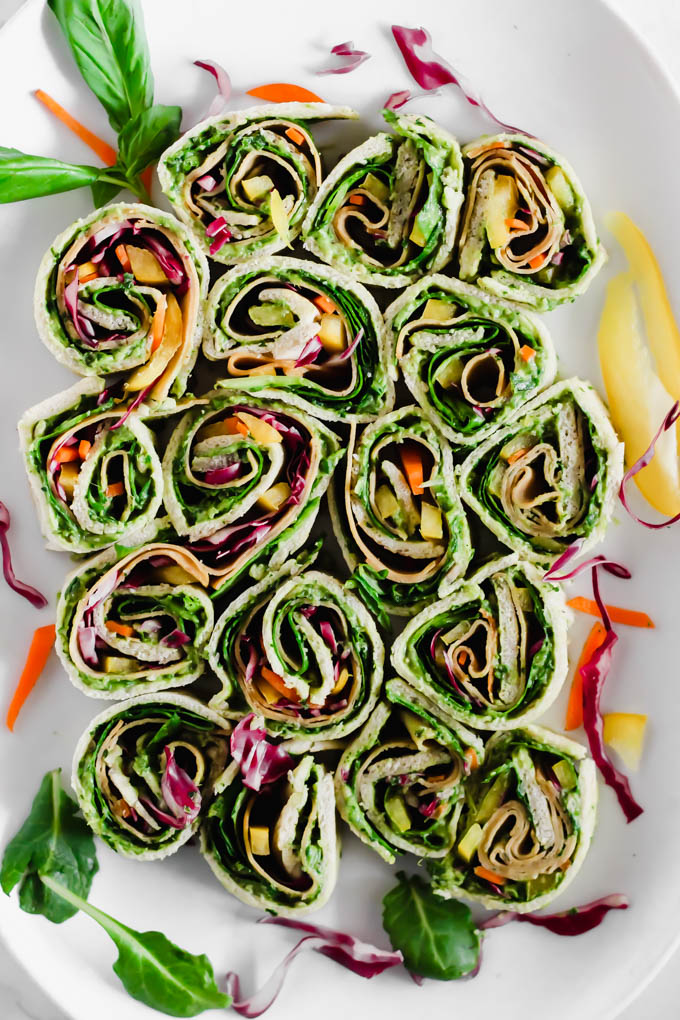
[204,462,242,485]
[195,59,232,117]
[160,745,201,826]
[160,629,191,648]
[230,714,294,792]
[619,400,680,528]
[317,41,371,76]
[480,894,629,936]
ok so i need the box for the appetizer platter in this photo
[1,2,680,1020]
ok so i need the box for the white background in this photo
[0,0,678,1017]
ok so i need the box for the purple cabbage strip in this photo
[317,40,371,76]
[390,25,525,133]
[64,268,97,347]
[204,462,242,485]
[325,326,364,365]
[110,381,157,431]
[230,714,294,792]
[580,566,643,822]
[295,336,323,368]
[319,620,337,654]
[84,569,119,612]
[140,235,186,287]
[480,894,629,936]
[140,797,186,830]
[205,216,233,254]
[543,542,631,583]
[195,58,232,117]
[160,745,201,826]
[241,636,259,683]
[160,629,191,648]
[619,400,680,528]
[385,89,412,111]
[77,625,98,667]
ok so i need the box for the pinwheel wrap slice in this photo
[56,542,215,699]
[457,378,624,564]
[302,110,464,288]
[207,557,384,746]
[18,377,164,554]
[203,255,393,422]
[428,726,597,912]
[159,103,358,265]
[384,274,556,447]
[335,677,484,864]
[201,752,339,916]
[457,133,605,310]
[391,554,569,730]
[162,392,341,592]
[72,692,232,860]
[328,404,473,617]
[34,203,208,401]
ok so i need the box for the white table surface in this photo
[0,0,679,1017]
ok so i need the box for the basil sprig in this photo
[0,0,181,206]
[1,769,229,1017]
[382,871,481,981]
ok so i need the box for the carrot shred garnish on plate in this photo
[6,624,56,731]
[33,89,117,165]
[567,597,654,629]
[246,82,325,103]
[565,621,607,731]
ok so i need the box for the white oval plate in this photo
[1,0,679,1018]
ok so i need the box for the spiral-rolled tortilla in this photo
[207,557,384,745]
[72,692,231,860]
[335,677,484,864]
[457,378,624,564]
[201,753,338,915]
[428,726,597,912]
[384,275,556,447]
[328,405,472,616]
[391,555,569,729]
[34,204,208,401]
[203,256,393,422]
[302,110,463,288]
[18,378,163,554]
[456,134,605,310]
[158,103,357,265]
[56,542,214,699]
[162,392,341,592]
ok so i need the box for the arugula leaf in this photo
[0,148,103,203]
[117,104,182,177]
[91,176,124,207]
[47,0,153,133]
[0,769,97,923]
[41,876,230,1017]
[382,871,480,980]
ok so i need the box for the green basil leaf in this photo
[382,871,480,980]
[41,876,230,1017]
[0,769,98,923]
[117,104,182,177]
[47,0,153,133]
[91,177,124,207]
[0,148,101,203]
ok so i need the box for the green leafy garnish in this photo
[382,871,480,980]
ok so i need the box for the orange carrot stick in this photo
[464,747,479,771]
[312,294,337,316]
[565,621,607,731]
[504,218,527,230]
[349,194,366,205]
[519,345,536,362]
[78,439,92,460]
[54,445,79,464]
[115,244,131,272]
[246,83,325,103]
[261,665,301,702]
[106,482,124,497]
[400,445,424,496]
[150,299,167,353]
[34,90,117,165]
[285,126,305,146]
[567,597,655,629]
[6,624,56,731]
[474,865,507,886]
[528,254,546,270]
[506,448,528,465]
[105,620,135,637]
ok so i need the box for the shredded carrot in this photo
[106,482,124,497]
[464,747,479,771]
[565,622,607,731]
[261,665,301,702]
[78,439,92,460]
[474,865,507,886]
[457,650,468,666]
[6,624,56,731]
[507,448,528,465]
[528,254,546,270]
[349,194,366,206]
[150,299,167,353]
[504,218,527,230]
[223,416,250,437]
[285,126,305,146]
[34,89,117,165]
[519,345,536,362]
[312,294,337,316]
[399,445,424,496]
[79,269,98,284]
[54,445,79,464]
[115,244,131,272]
[567,597,655,629]
[105,620,135,638]
[246,82,325,104]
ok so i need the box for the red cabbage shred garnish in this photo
[226,917,402,1017]
[384,89,412,111]
[110,381,157,431]
[480,894,629,936]
[390,25,524,133]
[160,745,201,826]
[160,629,191,648]
[619,400,680,528]
[195,58,232,116]
[317,41,371,76]
[0,502,48,608]
[230,714,294,792]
